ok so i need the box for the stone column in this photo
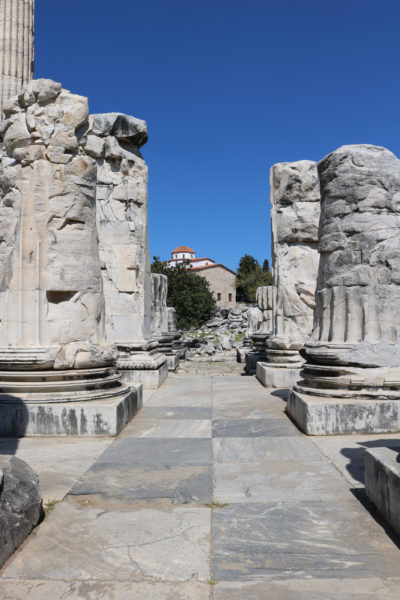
[245,286,273,374]
[0,79,140,436]
[151,273,179,371]
[0,0,34,116]
[257,160,320,389]
[86,113,168,390]
[288,145,400,434]
[151,274,169,338]
[167,306,185,361]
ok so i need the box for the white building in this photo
[167,246,216,269]
[166,246,236,308]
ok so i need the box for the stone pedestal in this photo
[288,145,400,435]
[365,447,400,537]
[0,0,34,115]
[0,81,141,436]
[117,342,168,390]
[257,161,320,389]
[90,113,168,389]
[245,332,269,375]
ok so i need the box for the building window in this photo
[217,293,221,301]
[229,293,232,302]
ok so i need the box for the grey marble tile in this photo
[212,502,400,581]
[125,419,212,439]
[70,464,213,504]
[0,581,212,600]
[95,438,213,467]
[213,418,299,438]
[213,460,348,503]
[213,579,400,599]
[213,437,325,464]
[134,406,212,420]
[3,503,211,582]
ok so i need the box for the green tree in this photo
[236,254,273,303]
[151,257,216,329]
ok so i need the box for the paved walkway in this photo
[1,363,400,599]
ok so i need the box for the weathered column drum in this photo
[288,144,400,434]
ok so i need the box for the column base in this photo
[245,351,268,375]
[365,447,400,537]
[256,362,301,389]
[117,347,168,390]
[287,388,400,435]
[0,385,142,437]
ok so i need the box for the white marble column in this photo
[0,0,34,115]
[288,144,400,435]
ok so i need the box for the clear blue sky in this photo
[36,0,400,271]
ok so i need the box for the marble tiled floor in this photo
[1,362,400,599]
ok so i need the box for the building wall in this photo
[196,267,236,308]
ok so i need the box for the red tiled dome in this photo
[172,246,195,254]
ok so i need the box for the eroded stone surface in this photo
[3,502,211,582]
[89,112,167,387]
[289,145,400,434]
[0,456,42,568]
[268,160,320,353]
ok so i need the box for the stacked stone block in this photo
[257,160,320,388]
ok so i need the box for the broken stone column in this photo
[288,145,400,434]
[237,303,263,363]
[245,286,273,374]
[151,274,168,338]
[0,79,141,436]
[86,113,168,390]
[150,273,178,371]
[0,0,34,115]
[167,307,185,362]
[257,160,320,389]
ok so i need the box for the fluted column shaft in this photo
[0,0,34,115]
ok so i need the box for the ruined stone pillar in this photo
[288,145,400,434]
[0,0,34,115]
[167,307,185,360]
[151,274,169,338]
[0,80,140,436]
[257,160,320,388]
[244,286,273,374]
[150,274,181,371]
[86,113,168,390]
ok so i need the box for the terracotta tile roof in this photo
[171,246,195,254]
[191,264,236,276]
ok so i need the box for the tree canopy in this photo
[151,257,216,330]
[236,254,273,303]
